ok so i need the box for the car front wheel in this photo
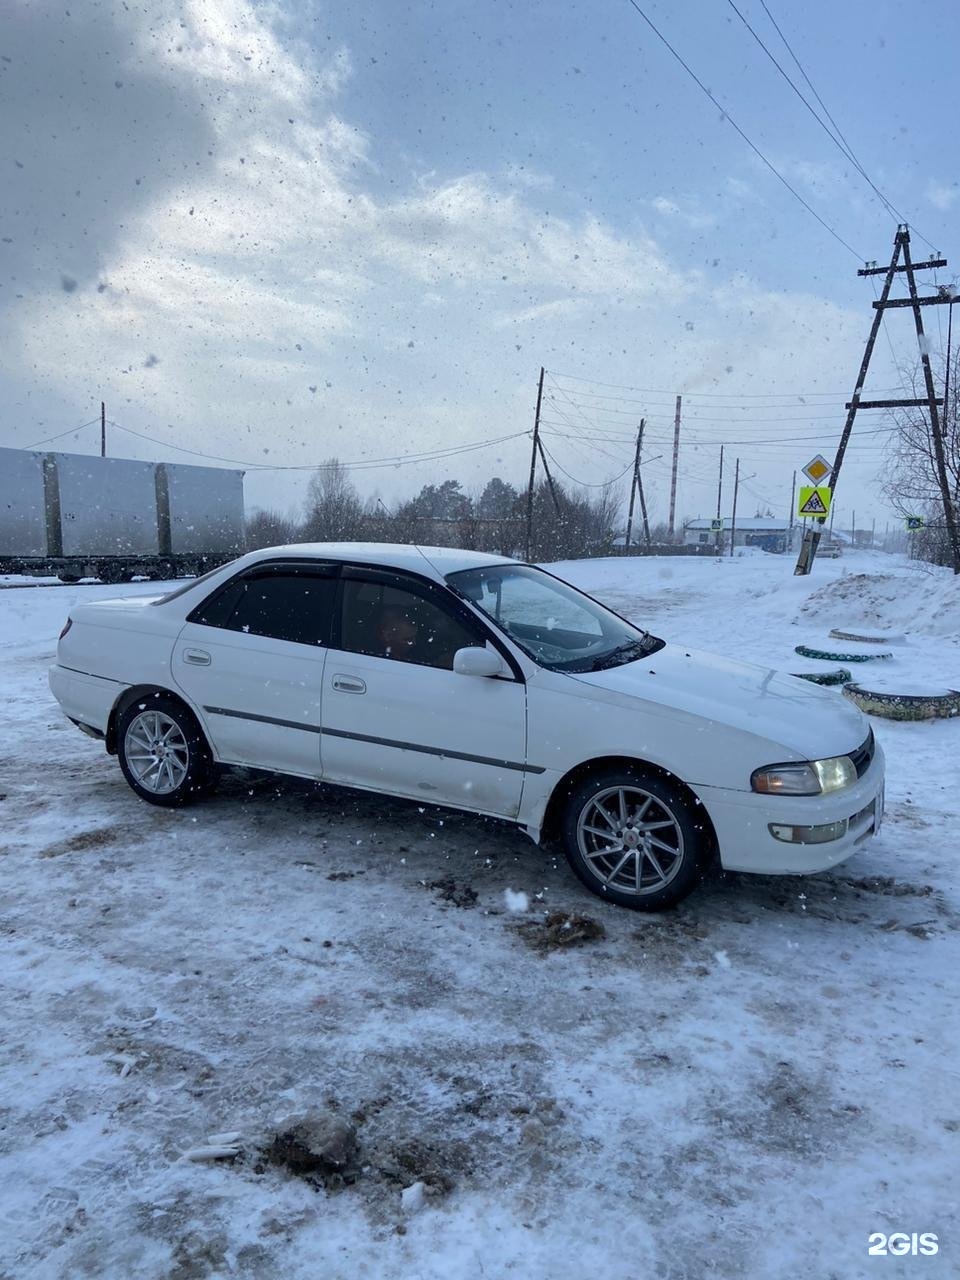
[560,767,705,911]
[117,694,213,807]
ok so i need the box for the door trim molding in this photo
[202,704,543,773]
[321,725,544,774]
[204,704,322,735]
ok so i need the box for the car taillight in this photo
[59,618,73,640]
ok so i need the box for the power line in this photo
[538,440,637,488]
[548,369,904,398]
[106,420,529,472]
[622,0,864,261]
[19,420,100,450]
[725,0,919,237]
[547,386,887,409]
[756,0,938,254]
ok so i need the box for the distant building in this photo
[683,516,800,554]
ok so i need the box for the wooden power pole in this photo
[794,226,958,574]
[729,457,741,558]
[625,418,646,549]
[668,395,681,539]
[101,401,106,457]
[715,445,724,553]
[524,367,545,561]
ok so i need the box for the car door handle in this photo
[183,649,212,666]
[332,674,366,694]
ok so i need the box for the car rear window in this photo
[189,564,338,647]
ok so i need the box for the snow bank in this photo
[801,568,960,640]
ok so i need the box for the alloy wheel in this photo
[123,710,190,795]
[576,785,684,896]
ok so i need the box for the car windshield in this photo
[447,564,662,673]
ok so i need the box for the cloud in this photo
[0,0,217,303]
[648,196,716,230]
[0,0,871,520]
[925,179,959,211]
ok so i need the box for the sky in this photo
[2,0,958,532]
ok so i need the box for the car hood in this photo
[569,642,868,762]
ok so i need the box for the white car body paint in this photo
[49,542,885,878]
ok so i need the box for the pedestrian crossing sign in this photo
[905,515,925,531]
[797,486,832,518]
[710,518,723,531]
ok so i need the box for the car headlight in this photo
[751,755,857,796]
[811,756,857,792]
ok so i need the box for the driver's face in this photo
[378,611,417,653]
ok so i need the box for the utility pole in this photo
[715,445,724,553]
[625,419,644,550]
[852,509,856,547]
[524,367,545,561]
[101,401,106,457]
[788,468,796,549]
[535,435,562,515]
[901,233,960,573]
[668,394,681,541]
[729,457,740,559]
[794,226,956,574]
[637,448,651,547]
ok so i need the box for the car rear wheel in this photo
[117,694,213,807]
[560,767,705,911]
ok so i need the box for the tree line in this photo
[246,459,645,560]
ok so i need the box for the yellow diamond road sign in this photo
[798,485,832,517]
[802,454,832,484]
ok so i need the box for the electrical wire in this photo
[622,0,864,261]
[20,420,101,450]
[726,0,918,236]
[547,368,904,398]
[538,440,636,488]
[756,0,939,254]
[106,420,529,473]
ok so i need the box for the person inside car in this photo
[375,606,419,661]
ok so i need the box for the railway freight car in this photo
[0,447,244,582]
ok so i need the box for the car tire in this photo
[560,766,705,911]
[117,693,214,807]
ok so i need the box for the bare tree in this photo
[880,353,960,568]
[303,458,364,542]
[526,479,621,562]
[245,508,300,550]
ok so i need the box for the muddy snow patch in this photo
[515,910,606,952]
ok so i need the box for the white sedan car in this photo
[49,543,884,910]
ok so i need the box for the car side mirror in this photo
[453,646,504,678]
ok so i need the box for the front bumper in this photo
[695,739,885,874]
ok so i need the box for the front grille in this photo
[849,728,875,779]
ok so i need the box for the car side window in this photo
[339,575,482,670]
[191,567,337,646]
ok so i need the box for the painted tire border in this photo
[790,667,853,686]
[829,627,906,646]
[795,643,893,663]
[843,683,960,721]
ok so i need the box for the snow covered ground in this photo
[1,550,958,1279]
